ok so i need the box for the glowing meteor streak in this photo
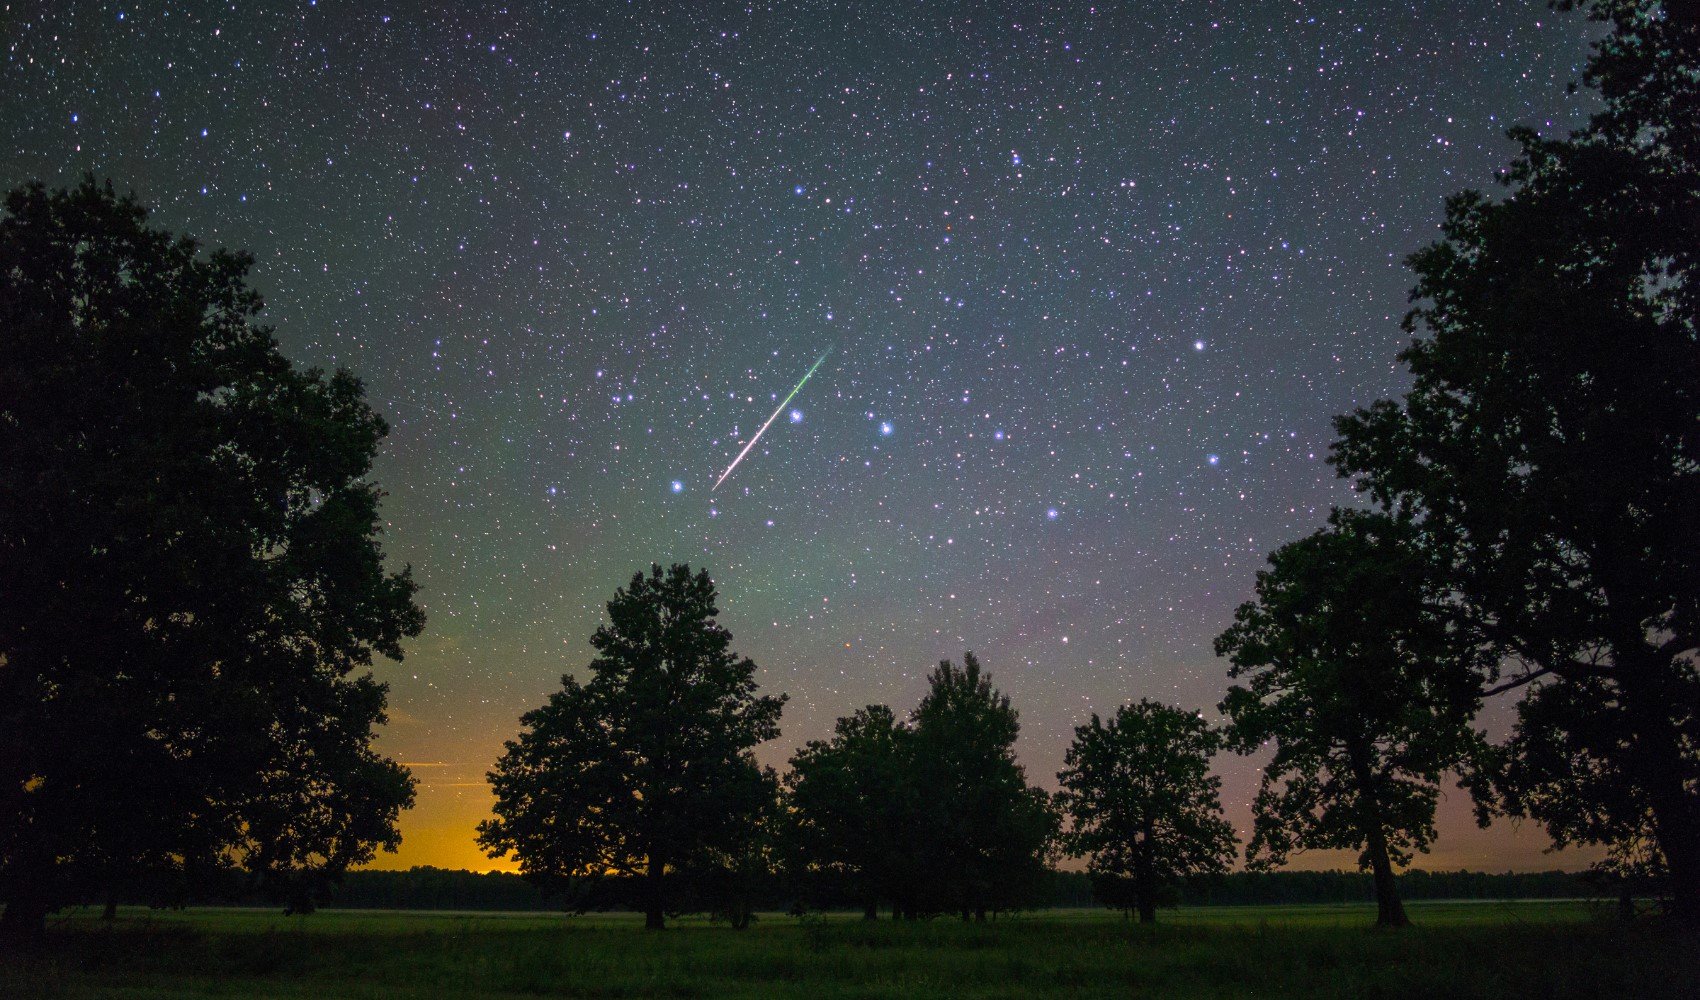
[713,348,832,491]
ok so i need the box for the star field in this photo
[3,1,1600,870]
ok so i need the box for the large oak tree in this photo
[1330,1,1700,921]
[907,652,1058,920]
[0,179,423,937]
[478,564,784,929]
[784,704,921,919]
[1056,700,1237,923]
[1215,510,1485,927]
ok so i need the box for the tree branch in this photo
[1656,633,1697,660]
[1481,667,1554,697]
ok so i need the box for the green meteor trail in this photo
[712,348,833,491]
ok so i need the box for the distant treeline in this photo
[280,866,1599,914]
[1054,869,1600,909]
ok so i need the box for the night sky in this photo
[5,2,1605,872]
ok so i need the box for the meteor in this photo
[713,348,832,491]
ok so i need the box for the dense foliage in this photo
[906,653,1060,919]
[784,705,921,918]
[1330,0,1699,921]
[786,654,1057,920]
[477,564,785,929]
[0,179,423,938]
[1215,510,1486,926]
[1056,701,1236,922]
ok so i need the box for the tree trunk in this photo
[862,901,878,921]
[1364,826,1409,928]
[1643,772,1700,926]
[1346,741,1409,928]
[1135,829,1158,924]
[644,853,666,931]
[102,897,118,921]
[1617,655,1700,926]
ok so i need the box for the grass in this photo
[2,900,1693,999]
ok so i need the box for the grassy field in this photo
[2,900,1694,999]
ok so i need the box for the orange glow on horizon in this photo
[366,754,1604,876]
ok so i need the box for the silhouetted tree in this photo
[1215,510,1486,927]
[1329,1,1700,922]
[908,652,1058,919]
[682,762,784,930]
[1482,676,1674,919]
[1057,700,1237,923]
[477,564,785,930]
[784,704,920,918]
[0,179,423,939]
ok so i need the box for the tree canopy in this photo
[1215,510,1485,927]
[1329,0,1700,921]
[907,652,1059,920]
[784,704,921,918]
[477,564,785,929]
[0,179,423,937]
[1056,700,1237,922]
[783,657,1056,921]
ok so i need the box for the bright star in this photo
[670,480,684,493]
[1047,508,1059,520]
[789,408,804,423]
[1194,339,1206,351]
[879,421,893,436]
